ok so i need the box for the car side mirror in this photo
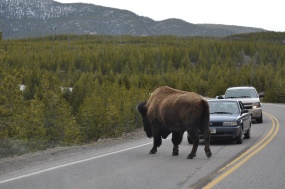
[217,95,224,99]
[241,109,248,114]
[259,92,265,98]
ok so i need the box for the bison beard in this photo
[137,86,212,159]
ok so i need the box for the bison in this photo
[137,86,212,159]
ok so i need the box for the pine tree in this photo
[76,80,105,142]
[70,73,95,115]
[15,98,47,149]
[0,68,25,156]
[0,68,24,138]
[36,73,82,146]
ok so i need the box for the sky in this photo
[56,0,285,32]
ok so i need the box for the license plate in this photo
[210,128,216,134]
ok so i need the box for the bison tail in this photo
[137,101,148,116]
[199,99,210,134]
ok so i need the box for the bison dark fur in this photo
[137,86,212,159]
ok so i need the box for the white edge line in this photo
[0,141,155,184]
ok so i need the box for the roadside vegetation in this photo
[0,32,285,157]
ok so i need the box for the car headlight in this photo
[253,102,261,109]
[223,121,238,126]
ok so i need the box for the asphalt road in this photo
[205,103,285,189]
[0,103,283,189]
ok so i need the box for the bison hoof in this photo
[149,149,157,154]
[206,150,212,158]
[172,151,179,156]
[187,154,196,159]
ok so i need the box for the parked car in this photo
[218,86,264,123]
[188,99,251,144]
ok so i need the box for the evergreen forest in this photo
[1,32,285,157]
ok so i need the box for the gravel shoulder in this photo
[0,128,146,177]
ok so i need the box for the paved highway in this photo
[203,103,284,189]
[0,103,282,189]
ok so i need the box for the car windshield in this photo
[209,101,239,114]
[225,89,258,98]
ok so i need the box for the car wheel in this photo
[236,128,243,144]
[187,136,193,144]
[256,113,263,123]
[244,128,251,139]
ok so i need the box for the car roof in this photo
[226,86,256,90]
[208,99,240,102]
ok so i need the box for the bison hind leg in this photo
[204,129,212,158]
[187,153,196,159]
[187,130,200,159]
[172,145,179,156]
[205,149,212,158]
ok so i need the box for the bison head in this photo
[137,101,152,138]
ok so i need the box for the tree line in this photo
[0,32,285,157]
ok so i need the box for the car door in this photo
[238,101,251,131]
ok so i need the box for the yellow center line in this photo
[203,112,279,189]
[217,112,275,173]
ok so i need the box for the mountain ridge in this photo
[0,0,266,39]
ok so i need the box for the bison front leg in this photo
[171,131,184,156]
[150,135,162,154]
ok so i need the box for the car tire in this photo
[244,128,251,139]
[236,128,243,144]
[256,113,263,123]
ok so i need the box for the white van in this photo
[222,86,264,123]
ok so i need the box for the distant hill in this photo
[0,0,266,39]
[225,32,285,44]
